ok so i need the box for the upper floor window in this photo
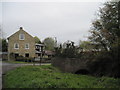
[25,43,29,49]
[14,43,19,49]
[19,34,25,40]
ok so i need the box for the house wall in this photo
[8,29,35,60]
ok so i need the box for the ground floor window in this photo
[25,53,29,57]
[15,53,19,58]
[38,53,40,56]
[14,43,19,49]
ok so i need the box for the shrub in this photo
[16,56,34,62]
[88,50,120,78]
[55,41,80,58]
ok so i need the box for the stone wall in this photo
[52,57,89,73]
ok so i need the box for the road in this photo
[0,61,51,89]
[2,62,51,74]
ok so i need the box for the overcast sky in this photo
[1,1,107,44]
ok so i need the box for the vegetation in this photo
[43,37,56,51]
[79,40,96,51]
[55,40,96,59]
[2,38,8,52]
[34,36,41,44]
[89,1,119,51]
[88,1,120,78]
[3,60,32,64]
[3,65,120,88]
[55,40,79,58]
[16,56,34,62]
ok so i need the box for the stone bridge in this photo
[52,57,90,74]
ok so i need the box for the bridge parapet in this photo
[52,57,89,74]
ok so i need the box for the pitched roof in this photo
[7,27,34,40]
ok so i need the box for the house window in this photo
[14,43,19,49]
[15,53,19,58]
[25,53,29,57]
[19,34,25,40]
[25,43,29,49]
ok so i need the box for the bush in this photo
[55,41,80,58]
[88,50,120,78]
[16,56,34,62]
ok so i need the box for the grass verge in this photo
[3,65,120,88]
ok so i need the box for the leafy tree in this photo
[79,40,95,51]
[62,41,77,58]
[43,37,55,51]
[34,36,41,44]
[54,44,63,56]
[88,1,120,77]
[2,38,8,52]
[55,41,79,58]
[89,1,119,51]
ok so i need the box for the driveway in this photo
[0,61,51,89]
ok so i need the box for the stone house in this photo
[7,27,44,60]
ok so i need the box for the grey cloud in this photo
[2,2,101,44]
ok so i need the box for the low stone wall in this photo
[52,57,89,73]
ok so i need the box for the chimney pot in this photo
[20,27,23,29]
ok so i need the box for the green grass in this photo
[3,65,120,88]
